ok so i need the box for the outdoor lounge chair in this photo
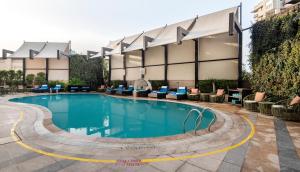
[187,88,200,101]
[80,86,91,92]
[121,85,134,96]
[209,89,225,103]
[134,87,151,97]
[166,87,188,100]
[115,85,125,95]
[148,86,168,99]
[52,84,63,92]
[271,96,300,121]
[106,86,116,94]
[69,86,80,92]
[32,84,49,93]
[243,92,266,112]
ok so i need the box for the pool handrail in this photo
[183,108,202,134]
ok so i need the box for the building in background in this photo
[253,0,300,21]
[1,41,71,82]
[91,6,242,88]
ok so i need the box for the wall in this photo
[199,33,238,80]
[111,54,124,81]
[168,40,195,88]
[144,46,164,80]
[48,57,69,81]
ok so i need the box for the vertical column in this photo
[194,39,199,88]
[68,57,70,82]
[108,55,111,85]
[164,45,168,85]
[123,54,126,84]
[46,58,49,82]
[141,49,145,78]
[22,58,26,86]
[238,29,243,87]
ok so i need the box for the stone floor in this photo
[0,93,299,172]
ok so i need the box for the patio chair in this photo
[69,86,80,92]
[80,86,91,92]
[115,85,125,95]
[106,86,116,94]
[97,85,106,92]
[166,87,188,100]
[271,96,300,121]
[120,85,134,96]
[148,86,168,99]
[209,89,225,103]
[32,84,49,93]
[134,86,151,97]
[243,92,266,112]
[187,88,200,101]
[52,84,63,93]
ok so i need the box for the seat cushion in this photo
[290,96,300,106]
[255,92,265,102]
[191,89,199,94]
[216,89,224,96]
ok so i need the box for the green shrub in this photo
[0,70,8,86]
[26,74,35,87]
[199,80,238,93]
[250,11,300,98]
[69,77,86,85]
[48,80,65,88]
[34,72,46,85]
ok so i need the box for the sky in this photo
[0,0,258,68]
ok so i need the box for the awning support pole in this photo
[141,49,145,79]
[194,39,199,88]
[164,45,168,85]
[46,58,49,83]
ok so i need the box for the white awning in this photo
[106,33,142,55]
[123,27,166,52]
[147,18,195,47]
[182,7,238,41]
[34,42,70,58]
[9,42,46,58]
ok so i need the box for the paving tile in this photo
[148,155,186,172]
[217,161,240,172]
[187,155,223,172]
[176,162,208,172]
[17,156,57,172]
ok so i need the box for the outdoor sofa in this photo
[148,86,168,99]
[243,92,266,112]
[271,95,300,121]
[32,84,49,93]
[187,88,200,101]
[209,89,225,103]
[166,87,188,100]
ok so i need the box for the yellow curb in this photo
[11,111,255,164]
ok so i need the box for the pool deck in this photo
[0,93,299,172]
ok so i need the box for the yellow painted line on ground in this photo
[10,111,255,164]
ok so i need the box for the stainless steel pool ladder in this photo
[183,109,202,135]
[199,108,216,132]
[183,108,216,135]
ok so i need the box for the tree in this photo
[26,74,35,87]
[34,72,46,85]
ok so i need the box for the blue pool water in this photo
[10,94,215,138]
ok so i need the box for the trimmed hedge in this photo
[198,80,238,93]
[250,12,300,98]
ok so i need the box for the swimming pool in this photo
[10,94,215,138]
